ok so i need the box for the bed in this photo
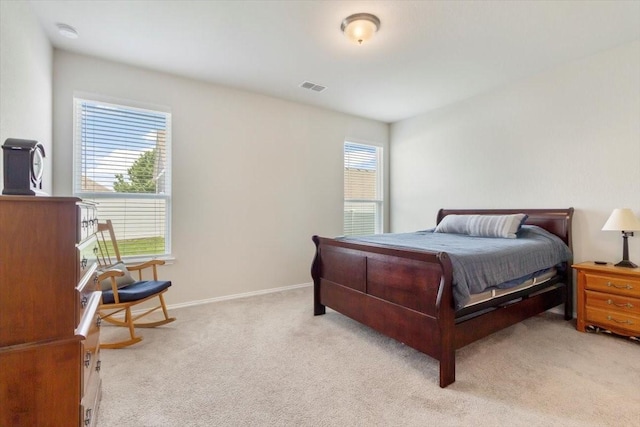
[311,208,574,388]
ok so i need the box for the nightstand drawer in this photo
[584,273,640,298]
[586,307,640,334]
[585,290,640,315]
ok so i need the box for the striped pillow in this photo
[433,214,469,235]
[435,214,527,238]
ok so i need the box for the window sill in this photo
[121,254,176,266]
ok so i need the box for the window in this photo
[73,97,171,258]
[344,141,383,236]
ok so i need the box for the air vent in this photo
[299,81,327,92]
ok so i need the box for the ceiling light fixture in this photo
[56,23,79,39]
[341,13,380,45]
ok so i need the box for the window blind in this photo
[73,98,171,257]
[344,142,382,236]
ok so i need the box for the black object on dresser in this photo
[2,138,46,195]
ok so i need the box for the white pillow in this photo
[435,214,527,239]
[98,261,136,291]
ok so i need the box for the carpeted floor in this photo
[97,286,640,426]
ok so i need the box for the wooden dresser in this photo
[573,261,640,338]
[0,196,102,426]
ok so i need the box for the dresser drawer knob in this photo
[81,296,88,308]
[606,315,633,325]
[96,360,101,372]
[84,351,91,367]
[606,282,633,290]
[606,299,633,308]
[84,408,92,426]
[81,257,88,269]
[96,317,102,328]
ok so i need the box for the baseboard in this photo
[166,282,313,311]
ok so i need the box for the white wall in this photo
[391,41,640,267]
[0,0,53,194]
[53,51,389,305]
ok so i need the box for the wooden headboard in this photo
[436,208,574,248]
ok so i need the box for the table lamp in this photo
[602,208,640,268]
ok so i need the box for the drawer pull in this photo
[81,296,88,308]
[606,299,633,308]
[96,360,101,372]
[84,408,92,426]
[81,219,88,229]
[606,315,633,325]
[81,257,88,269]
[84,351,91,367]
[606,281,633,290]
[96,317,102,328]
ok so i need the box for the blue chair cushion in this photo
[102,280,172,304]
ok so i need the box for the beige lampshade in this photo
[602,208,640,231]
[341,13,380,45]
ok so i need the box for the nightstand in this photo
[573,262,640,338]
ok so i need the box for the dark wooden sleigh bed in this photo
[311,208,574,388]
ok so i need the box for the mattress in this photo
[341,225,572,309]
[463,267,558,308]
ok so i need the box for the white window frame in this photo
[73,95,172,261]
[343,141,384,236]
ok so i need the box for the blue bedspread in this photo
[339,225,572,309]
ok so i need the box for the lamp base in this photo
[614,259,638,268]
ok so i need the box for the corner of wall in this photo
[0,1,53,194]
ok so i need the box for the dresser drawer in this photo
[585,290,640,315]
[76,292,101,393]
[80,311,101,396]
[586,306,640,334]
[81,375,102,427]
[79,203,98,242]
[583,272,640,298]
[78,234,99,281]
[77,263,98,323]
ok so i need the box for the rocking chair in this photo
[95,219,175,349]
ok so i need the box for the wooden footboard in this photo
[311,235,457,387]
[311,208,574,388]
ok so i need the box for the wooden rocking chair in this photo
[95,219,175,349]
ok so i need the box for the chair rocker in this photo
[96,220,175,349]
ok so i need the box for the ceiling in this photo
[29,1,640,123]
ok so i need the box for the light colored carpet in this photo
[97,286,640,426]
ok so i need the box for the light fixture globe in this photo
[341,13,380,45]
